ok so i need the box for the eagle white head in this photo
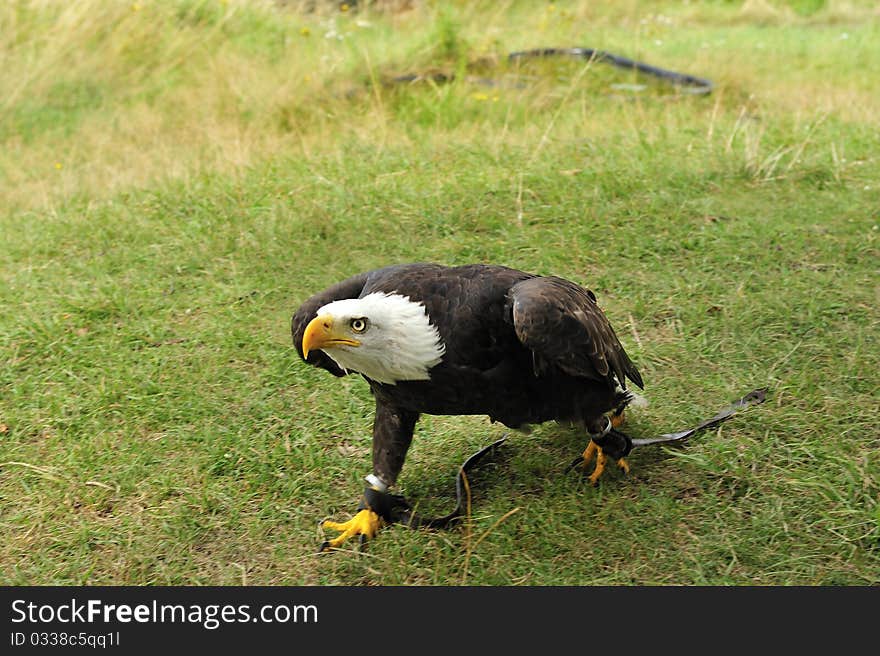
[301,292,446,385]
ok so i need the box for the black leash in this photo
[566,388,768,470]
[359,436,508,530]
[357,388,766,537]
[508,47,713,94]
[632,387,767,446]
[389,46,713,95]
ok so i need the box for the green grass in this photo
[1,0,878,585]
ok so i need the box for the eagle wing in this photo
[509,276,643,389]
[291,271,370,376]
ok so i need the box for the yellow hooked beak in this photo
[302,314,361,359]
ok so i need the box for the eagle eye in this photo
[350,318,368,333]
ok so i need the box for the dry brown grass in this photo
[4,1,877,212]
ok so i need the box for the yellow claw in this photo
[611,410,626,428]
[577,440,628,485]
[581,440,597,465]
[320,509,382,550]
[588,446,607,485]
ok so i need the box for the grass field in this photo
[1,0,878,585]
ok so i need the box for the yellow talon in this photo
[576,440,606,485]
[321,509,382,550]
[577,440,629,484]
[611,410,626,428]
[588,446,607,485]
[581,440,597,465]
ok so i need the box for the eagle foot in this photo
[318,509,383,552]
[568,434,632,485]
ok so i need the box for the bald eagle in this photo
[292,263,643,549]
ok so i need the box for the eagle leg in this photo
[586,441,606,484]
[572,440,606,484]
[319,509,383,552]
[318,402,418,552]
[606,411,631,474]
[575,441,630,484]
[570,420,633,484]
